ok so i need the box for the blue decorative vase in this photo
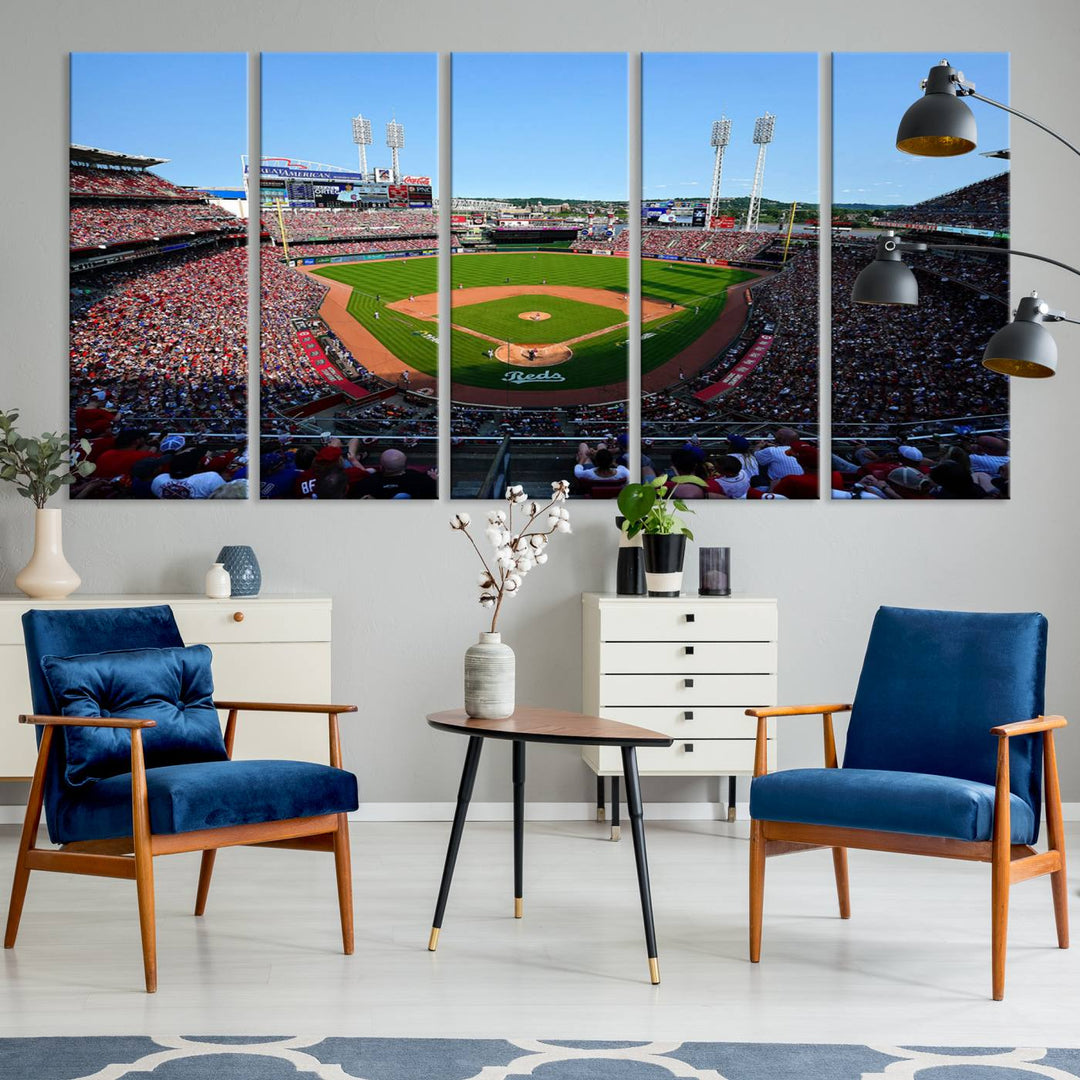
[216,545,261,597]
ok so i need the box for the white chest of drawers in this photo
[581,592,778,826]
[0,594,334,782]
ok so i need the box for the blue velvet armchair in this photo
[747,606,1068,1000]
[4,605,360,993]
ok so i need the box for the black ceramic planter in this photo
[642,533,687,597]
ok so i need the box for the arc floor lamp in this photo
[852,59,1079,378]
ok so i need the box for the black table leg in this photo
[513,740,525,919]
[728,775,738,823]
[610,775,621,841]
[429,735,484,951]
[621,745,660,984]
[596,774,606,823]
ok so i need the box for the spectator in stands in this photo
[713,455,751,499]
[970,434,1010,477]
[149,448,227,499]
[353,448,436,499]
[754,428,804,481]
[574,443,630,485]
[772,445,820,499]
[93,429,160,479]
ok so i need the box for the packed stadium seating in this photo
[831,237,1009,428]
[267,208,437,242]
[572,227,773,262]
[883,172,1008,234]
[70,164,200,200]
[274,238,435,259]
[70,202,243,248]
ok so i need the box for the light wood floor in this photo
[1,820,1077,1045]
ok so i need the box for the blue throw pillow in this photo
[40,645,228,786]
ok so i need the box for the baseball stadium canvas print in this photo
[831,52,1010,501]
[259,53,438,501]
[449,52,629,500]
[642,53,821,500]
[69,53,247,500]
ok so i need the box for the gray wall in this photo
[2,0,1079,807]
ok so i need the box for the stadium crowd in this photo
[71,202,242,249]
[70,164,197,200]
[267,208,437,242]
[882,173,1008,234]
[832,238,1008,427]
[70,244,247,447]
[273,238,435,260]
[571,228,772,263]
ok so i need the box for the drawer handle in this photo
[684,645,695,656]
[684,678,694,689]
[684,742,694,752]
[233,611,245,623]
[684,710,694,721]
[685,613,696,623]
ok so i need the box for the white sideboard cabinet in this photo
[0,594,334,782]
[582,592,778,836]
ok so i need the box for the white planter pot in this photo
[204,562,232,599]
[15,508,81,599]
[464,631,515,719]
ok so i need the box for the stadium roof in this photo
[70,144,168,168]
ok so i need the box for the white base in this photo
[644,570,683,595]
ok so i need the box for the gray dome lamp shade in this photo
[851,235,919,305]
[982,294,1059,378]
[897,60,978,157]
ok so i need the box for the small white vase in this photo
[464,631,515,719]
[15,508,81,600]
[204,562,231,599]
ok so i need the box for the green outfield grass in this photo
[451,293,625,345]
[310,251,757,393]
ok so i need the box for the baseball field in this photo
[308,251,758,404]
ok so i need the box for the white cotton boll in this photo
[527,501,539,516]
[478,571,494,587]
[485,527,502,547]
[487,510,506,526]
[557,521,571,533]
[547,513,559,528]
[479,595,496,608]
[535,553,548,564]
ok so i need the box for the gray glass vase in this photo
[216,545,261,597]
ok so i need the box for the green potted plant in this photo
[0,409,94,598]
[617,474,706,596]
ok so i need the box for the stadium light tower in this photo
[705,117,732,231]
[386,118,406,183]
[745,112,775,231]
[352,114,373,179]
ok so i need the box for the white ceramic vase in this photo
[204,562,231,599]
[15,508,81,599]
[464,631,515,719]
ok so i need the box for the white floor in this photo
[1,819,1077,1047]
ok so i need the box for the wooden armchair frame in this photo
[747,703,1069,1001]
[4,700,358,993]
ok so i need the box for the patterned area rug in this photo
[3,1038,1080,1079]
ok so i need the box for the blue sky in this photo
[262,54,438,191]
[71,54,246,189]
[453,53,627,200]
[834,52,1009,205]
[644,53,819,204]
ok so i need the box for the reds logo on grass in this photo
[502,370,566,384]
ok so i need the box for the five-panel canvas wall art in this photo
[68,52,1010,501]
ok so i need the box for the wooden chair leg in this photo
[749,819,765,962]
[194,850,216,917]
[832,847,851,919]
[333,813,354,955]
[131,732,157,993]
[991,736,1011,1001]
[1044,731,1070,949]
[4,727,52,950]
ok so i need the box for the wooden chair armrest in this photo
[213,701,358,715]
[745,703,852,719]
[990,715,1067,738]
[19,713,157,729]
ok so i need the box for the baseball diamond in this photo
[304,251,761,406]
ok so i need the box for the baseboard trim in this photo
[3,801,1080,826]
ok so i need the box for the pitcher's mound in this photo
[518,310,552,322]
[497,343,573,367]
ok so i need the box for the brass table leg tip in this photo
[596,808,606,822]
[514,898,523,919]
[610,826,621,842]
[427,927,440,951]
[648,957,660,985]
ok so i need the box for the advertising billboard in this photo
[711,215,737,229]
[388,184,409,207]
[406,183,433,207]
[692,207,707,227]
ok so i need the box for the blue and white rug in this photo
[3,1038,1079,1079]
